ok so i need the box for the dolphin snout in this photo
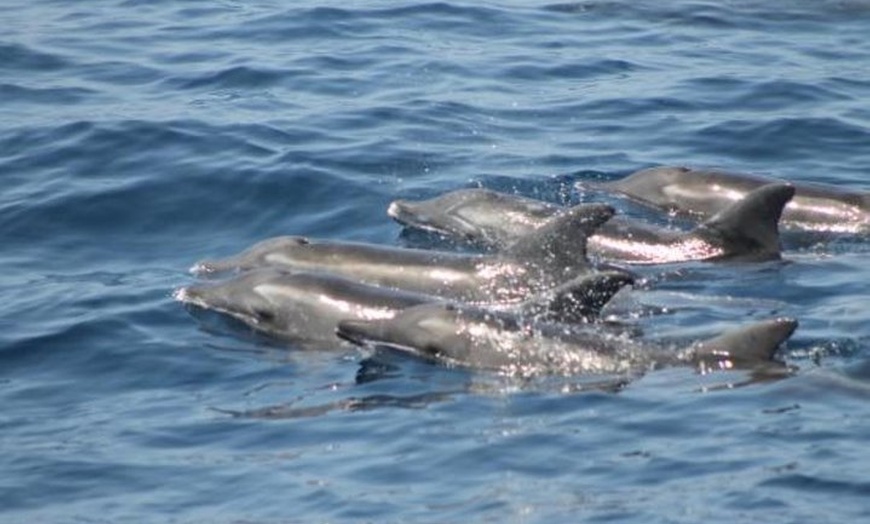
[387,200,423,226]
[190,260,228,276]
[386,201,405,219]
[174,283,239,314]
[173,285,212,308]
[173,286,192,302]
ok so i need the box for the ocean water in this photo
[3,0,870,522]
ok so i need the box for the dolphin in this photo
[337,301,797,378]
[389,184,795,264]
[591,166,870,234]
[191,204,617,303]
[175,268,635,348]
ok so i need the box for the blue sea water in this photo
[3,0,870,521]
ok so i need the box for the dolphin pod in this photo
[336,302,796,378]
[175,268,635,349]
[178,166,807,381]
[389,183,795,264]
[590,166,870,234]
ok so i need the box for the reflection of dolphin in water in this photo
[389,183,794,264]
[192,204,618,303]
[590,166,870,234]
[337,301,798,378]
[175,268,635,349]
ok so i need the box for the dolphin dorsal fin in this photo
[690,317,797,370]
[518,270,634,323]
[504,203,614,269]
[698,183,795,260]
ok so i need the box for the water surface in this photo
[2,1,870,522]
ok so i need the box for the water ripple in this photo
[2,0,870,522]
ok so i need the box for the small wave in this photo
[175,65,295,91]
[1,42,71,72]
[543,0,870,25]
[502,58,644,82]
[690,117,870,161]
[0,84,96,105]
[760,473,870,497]
[678,77,851,112]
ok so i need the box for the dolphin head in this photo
[177,269,438,347]
[175,268,294,333]
[388,191,490,239]
[594,166,693,201]
[191,236,313,275]
[389,188,560,248]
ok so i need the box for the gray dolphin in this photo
[337,301,797,378]
[191,204,616,303]
[592,166,870,234]
[175,268,635,348]
[389,183,795,264]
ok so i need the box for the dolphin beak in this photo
[174,283,233,313]
[189,257,244,276]
[386,200,404,219]
[336,318,386,346]
[387,200,422,226]
[174,285,204,305]
[190,260,218,275]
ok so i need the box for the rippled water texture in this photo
[3,1,870,522]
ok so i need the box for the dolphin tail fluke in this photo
[505,203,615,266]
[699,183,795,260]
[519,270,635,323]
[690,317,797,371]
